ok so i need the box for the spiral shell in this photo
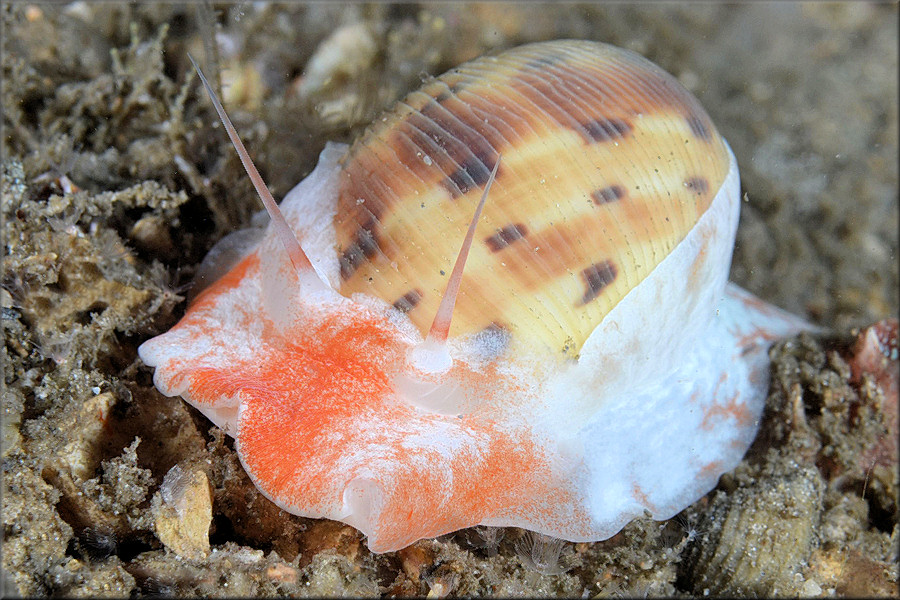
[335,40,730,354]
[687,467,824,596]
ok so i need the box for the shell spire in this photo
[188,54,315,276]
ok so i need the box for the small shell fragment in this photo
[154,464,213,560]
[687,466,824,596]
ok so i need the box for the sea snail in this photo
[139,40,811,553]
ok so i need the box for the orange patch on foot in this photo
[177,303,592,551]
[700,393,753,431]
[631,484,657,512]
[736,327,781,353]
[699,460,724,477]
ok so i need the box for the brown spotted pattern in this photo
[684,177,709,196]
[485,224,529,252]
[333,40,731,355]
[592,185,626,204]
[580,261,618,305]
[392,289,423,313]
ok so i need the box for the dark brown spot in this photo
[339,219,383,279]
[434,90,452,104]
[441,146,498,199]
[579,260,617,305]
[508,71,616,144]
[684,177,709,196]
[392,289,423,313]
[406,95,500,199]
[509,70,634,145]
[480,321,506,334]
[686,115,711,140]
[484,223,529,252]
[581,118,631,143]
[591,185,626,204]
[447,76,466,94]
[525,54,563,70]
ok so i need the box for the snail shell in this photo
[334,40,731,355]
[140,40,811,552]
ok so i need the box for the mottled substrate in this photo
[2,3,897,598]
[682,325,899,597]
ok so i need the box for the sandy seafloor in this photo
[1,2,897,597]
